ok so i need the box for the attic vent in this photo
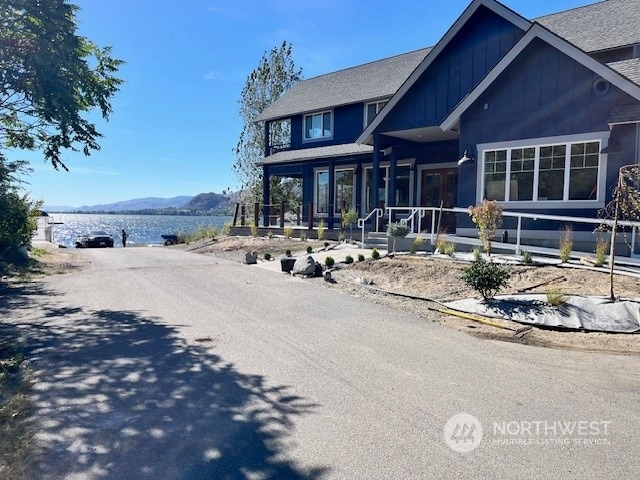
[592,77,610,96]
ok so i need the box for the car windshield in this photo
[89,231,110,236]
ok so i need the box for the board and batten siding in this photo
[378,6,524,133]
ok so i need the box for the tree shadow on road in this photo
[1,282,329,479]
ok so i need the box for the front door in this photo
[420,168,457,233]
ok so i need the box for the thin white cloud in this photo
[70,167,120,176]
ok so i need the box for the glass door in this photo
[420,168,457,233]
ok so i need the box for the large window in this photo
[365,100,388,127]
[335,169,355,215]
[315,171,329,214]
[304,111,332,140]
[482,139,601,203]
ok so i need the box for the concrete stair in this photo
[361,232,388,250]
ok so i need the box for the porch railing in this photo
[364,206,640,260]
[357,208,384,246]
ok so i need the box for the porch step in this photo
[362,232,388,250]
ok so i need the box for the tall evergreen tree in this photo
[234,41,302,205]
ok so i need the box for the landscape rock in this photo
[243,251,257,264]
[292,255,317,276]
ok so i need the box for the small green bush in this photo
[371,248,380,259]
[299,231,307,241]
[317,220,326,240]
[306,245,313,254]
[545,286,565,306]
[323,241,330,249]
[522,251,533,264]
[436,233,447,253]
[472,248,482,262]
[345,255,354,264]
[461,257,511,300]
[358,254,365,262]
[221,222,232,236]
[559,226,573,263]
[249,222,258,237]
[444,242,455,256]
[283,225,293,238]
[594,239,608,266]
[324,256,335,267]
[285,249,292,257]
[267,230,274,239]
[411,236,425,254]
[264,252,271,261]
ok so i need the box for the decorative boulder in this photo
[243,251,257,264]
[292,255,317,276]
[280,257,296,273]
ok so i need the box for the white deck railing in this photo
[360,206,640,259]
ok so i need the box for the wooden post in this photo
[279,201,285,228]
[240,205,246,226]
[308,203,314,230]
[232,203,240,226]
[254,203,259,229]
[296,206,301,226]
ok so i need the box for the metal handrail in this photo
[358,208,384,247]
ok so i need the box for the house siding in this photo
[289,103,365,151]
[378,6,525,133]
[457,38,638,228]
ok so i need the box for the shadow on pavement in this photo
[0,282,328,479]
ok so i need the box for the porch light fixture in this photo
[457,149,475,166]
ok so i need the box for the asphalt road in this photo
[4,246,640,479]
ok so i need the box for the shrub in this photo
[338,231,346,242]
[267,230,274,239]
[522,250,533,264]
[472,248,482,262]
[306,245,313,254]
[545,286,565,306]
[264,252,271,261]
[324,241,330,249]
[299,231,307,241]
[411,236,425,254]
[316,220,326,241]
[221,222,232,236]
[559,226,573,263]
[387,222,410,253]
[324,256,335,267]
[345,254,354,264]
[444,242,455,256]
[285,249,292,257]
[283,225,293,238]
[594,238,608,266]
[358,254,365,262]
[469,200,503,254]
[249,222,258,237]
[371,248,380,259]
[341,209,358,239]
[461,257,511,300]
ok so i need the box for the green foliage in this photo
[285,249,291,257]
[263,252,271,261]
[469,200,503,254]
[545,286,565,306]
[0,0,124,170]
[179,225,217,243]
[341,208,358,239]
[324,256,334,267]
[472,248,483,262]
[233,41,302,204]
[0,158,40,253]
[371,248,380,259]
[559,226,573,263]
[436,233,447,253]
[299,231,307,241]
[316,220,326,241]
[345,255,354,264]
[387,222,410,253]
[323,241,329,249]
[267,230,274,239]
[306,245,312,254]
[594,238,608,266]
[444,242,455,256]
[249,222,258,237]
[358,254,365,262]
[283,225,293,238]
[522,250,533,264]
[338,231,346,242]
[410,236,424,254]
[461,257,511,300]
[221,222,232,236]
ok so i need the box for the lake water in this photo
[43,213,233,248]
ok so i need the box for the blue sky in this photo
[17,0,588,207]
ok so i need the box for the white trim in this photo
[441,24,640,131]
[476,132,610,207]
[357,0,531,145]
[363,99,390,129]
[334,166,357,216]
[313,168,330,216]
[303,110,333,142]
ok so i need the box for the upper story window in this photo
[304,111,332,140]
[482,138,602,204]
[365,100,388,127]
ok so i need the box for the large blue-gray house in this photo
[255,0,640,245]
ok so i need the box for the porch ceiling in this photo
[382,126,459,143]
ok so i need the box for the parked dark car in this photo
[75,230,114,248]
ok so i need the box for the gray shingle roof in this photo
[260,144,373,165]
[608,58,640,86]
[254,48,431,122]
[537,0,640,53]
[609,102,640,124]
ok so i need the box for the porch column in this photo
[389,147,397,223]
[354,163,362,216]
[262,165,270,227]
[372,134,381,213]
[264,121,271,157]
[328,159,336,230]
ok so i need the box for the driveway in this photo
[3,246,640,479]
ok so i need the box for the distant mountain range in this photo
[44,192,237,214]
